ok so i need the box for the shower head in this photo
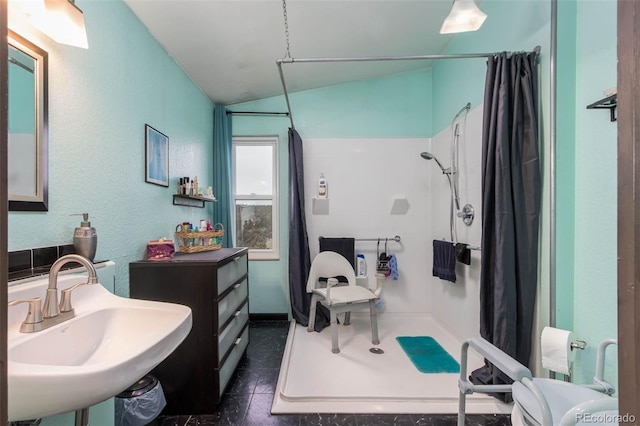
[420,152,434,160]
[420,152,447,173]
[421,151,460,211]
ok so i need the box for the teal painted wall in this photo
[555,0,577,334]
[572,0,617,386]
[8,0,214,297]
[431,0,551,133]
[7,1,213,422]
[230,69,432,313]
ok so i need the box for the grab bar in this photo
[440,238,480,251]
[319,236,401,243]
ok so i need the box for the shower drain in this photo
[369,347,384,354]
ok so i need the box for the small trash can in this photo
[115,375,166,426]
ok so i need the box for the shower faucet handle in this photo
[457,204,475,226]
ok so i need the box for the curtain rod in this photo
[276,46,541,65]
[226,111,289,116]
[276,46,541,129]
[277,53,494,64]
[320,236,401,243]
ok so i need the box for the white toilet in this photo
[510,379,616,426]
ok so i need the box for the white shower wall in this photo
[303,120,484,332]
[429,105,484,341]
[303,138,432,313]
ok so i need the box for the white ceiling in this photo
[124,0,457,106]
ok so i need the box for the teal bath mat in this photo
[396,336,460,374]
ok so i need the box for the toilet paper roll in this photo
[541,326,576,375]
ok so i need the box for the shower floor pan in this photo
[272,312,512,414]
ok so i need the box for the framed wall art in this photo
[145,124,169,187]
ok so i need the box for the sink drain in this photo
[369,347,384,354]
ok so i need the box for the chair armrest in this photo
[468,337,533,382]
[325,278,339,305]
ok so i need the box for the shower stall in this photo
[274,31,543,415]
[272,106,503,415]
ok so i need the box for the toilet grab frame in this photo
[457,337,617,426]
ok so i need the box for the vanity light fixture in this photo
[439,0,487,34]
[9,0,88,49]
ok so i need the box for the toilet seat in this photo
[512,378,613,425]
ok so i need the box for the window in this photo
[232,136,279,260]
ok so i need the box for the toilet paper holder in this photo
[570,340,587,351]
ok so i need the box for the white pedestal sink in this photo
[7,266,192,421]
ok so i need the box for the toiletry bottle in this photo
[194,176,199,196]
[71,213,97,261]
[318,173,328,198]
[188,224,194,246]
[200,220,208,245]
[180,222,189,247]
[193,226,202,246]
[357,254,367,277]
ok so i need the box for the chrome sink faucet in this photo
[43,254,98,318]
[8,254,98,333]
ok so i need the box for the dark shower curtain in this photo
[288,128,329,330]
[470,51,541,401]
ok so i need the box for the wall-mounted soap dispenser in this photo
[71,213,97,261]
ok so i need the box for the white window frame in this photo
[232,136,279,260]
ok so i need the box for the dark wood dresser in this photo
[129,247,249,415]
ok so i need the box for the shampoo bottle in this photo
[318,173,328,198]
[356,254,367,277]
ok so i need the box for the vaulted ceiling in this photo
[124,0,458,106]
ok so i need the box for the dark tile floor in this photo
[153,320,511,426]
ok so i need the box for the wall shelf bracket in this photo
[173,194,216,208]
[586,94,617,122]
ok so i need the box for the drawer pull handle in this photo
[234,283,241,290]
[234,310,241,317]
[234,257,240,262]
[235,337,242,345]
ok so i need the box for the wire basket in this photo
[175,224,224,253]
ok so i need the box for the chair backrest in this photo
[306,251,357,293]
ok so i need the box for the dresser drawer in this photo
[218,302,249,362]
[218,278,248,328]
[217,254,247,295]
[219,326,249,395]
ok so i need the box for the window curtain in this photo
[213,106,233,248]
[288,128,328,330]
[470,51,541,402]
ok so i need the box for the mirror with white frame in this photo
[8,30,48,211]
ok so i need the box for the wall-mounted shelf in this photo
[173,194,216,208]
[312,198,330,215]
[586,93,617,122]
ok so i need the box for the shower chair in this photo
[306,251,380,354]
[457,337,618,426]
